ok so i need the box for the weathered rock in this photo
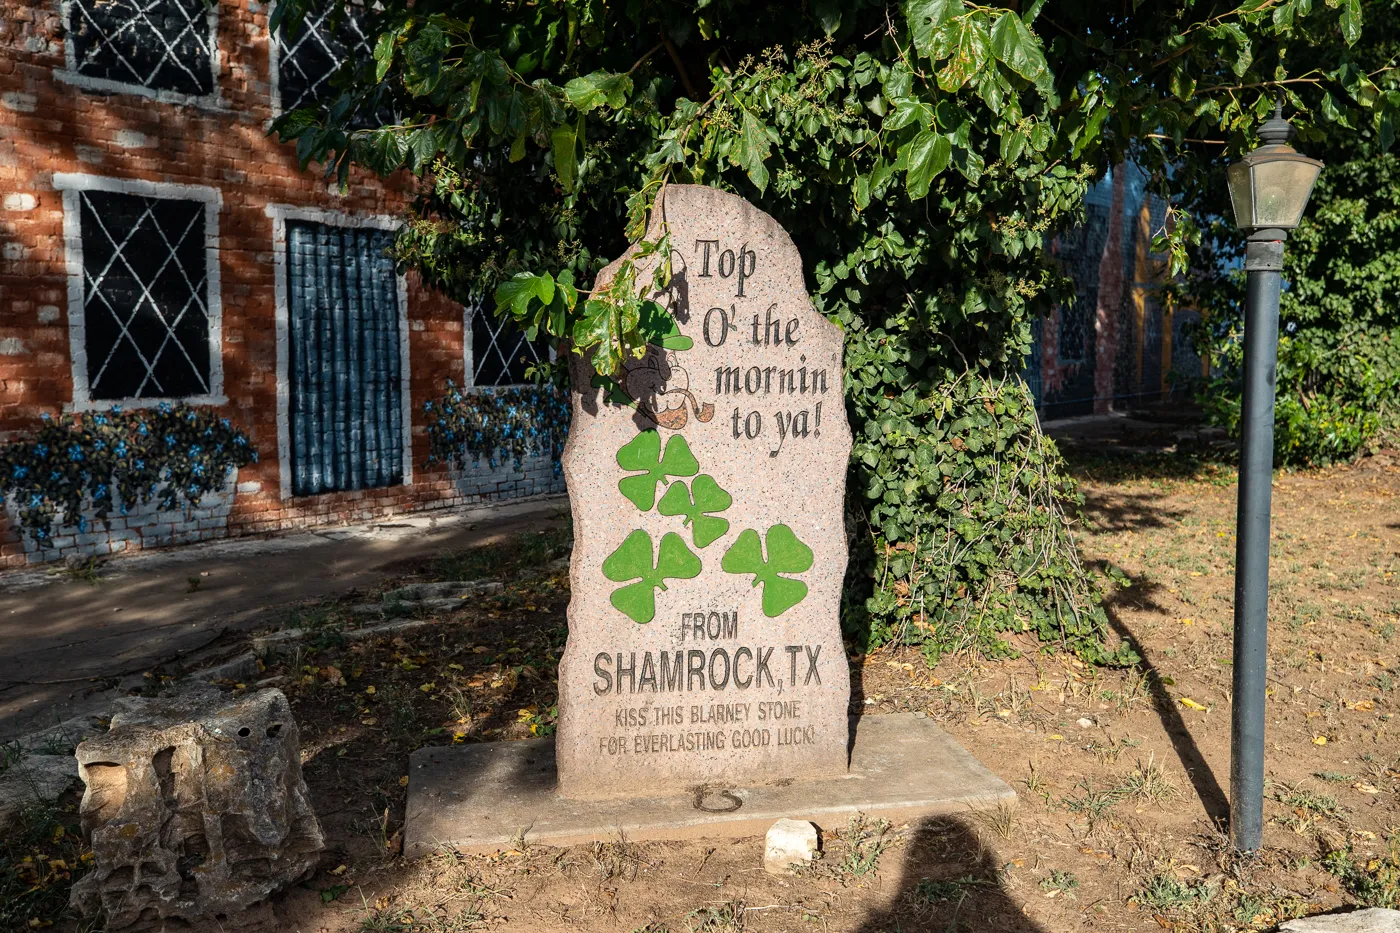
[1281,908,1400,933]
[71,686,323,931]
[556,184,853,799]
[763,818,819,874]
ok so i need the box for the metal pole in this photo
[1230,229,1284,852]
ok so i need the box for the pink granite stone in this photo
[556,185,852,799]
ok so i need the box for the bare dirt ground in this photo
[14,453,1400,933]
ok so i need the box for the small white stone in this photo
[1,92,37,113]
[1076,717,1095,729]
[763,818,818,875]
[114,130,153,149]
[1280,908,1400,933]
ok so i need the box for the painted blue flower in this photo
[192,464,205,476]
[67,446,84,462]
[40,412,51,421]
[94,484,108,499]
[138,423,149,436]
[250,451,259,463]
[12,466,27,479]
[234,436,247,446]
[94,414,107,426]
[158,402,172,414]
[134,460,145,470]
[220,419,230,429]
[34,444,48,457]
[49,471,60,482]
[165,435,176,447]
[115,442,128,457]
[76,518,87,533]
[189,445,203,456]
[93,440,105,451]
[111,404,123,414]
[28,494,42,507]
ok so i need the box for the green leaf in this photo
[551,123,578,191]
[933,16,990,93]
[988,12,1048,90]
[373,29,396,83]
[658,474,732,547]
[883,98,934,132]
[616,430,699,511]
[721,524,814,618]
[903,130,951,198]
[602,530,702,624]
[573,296,624,374]
[904,0,962,58]
[737,109,772,193]
[495,272,555,320]
[814,0,842,35]
[1340,0,1361,45]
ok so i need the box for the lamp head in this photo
[1227,102,1324,233]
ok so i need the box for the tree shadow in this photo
[1094,564,1230,827]
[1079,486,1190,534]
[849,816,1047,933]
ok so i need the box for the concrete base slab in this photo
[405,713,1015,856]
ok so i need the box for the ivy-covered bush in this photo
[847,372,1133,665]
[1188,147,1400,466]
[0,404,258,547]
[424,382,570,474]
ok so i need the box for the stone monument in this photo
[556,184,851,798]
[403,187,1014,854]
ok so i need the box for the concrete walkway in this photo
[0,495,569,738]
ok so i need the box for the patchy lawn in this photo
[23,453,1400,932]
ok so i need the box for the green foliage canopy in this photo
[271,0,1397,659]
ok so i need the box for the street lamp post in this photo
[1225,102,1323,852]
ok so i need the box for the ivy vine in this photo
[0,405,258,547]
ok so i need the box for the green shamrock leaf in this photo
[721,524,814,618]
[601,529,702,624]
[616,430,698,511]
[657,474,732,548]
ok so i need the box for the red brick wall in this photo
[0,0,481,567]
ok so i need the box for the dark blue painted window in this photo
[286,222,403,497]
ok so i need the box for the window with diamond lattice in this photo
[65,0,215,96]
[274,2,381,118]
[468,309,547,387]
[78,190,213,401]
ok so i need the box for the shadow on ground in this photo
[851,817,1046,933]
[1093,561,1231,827]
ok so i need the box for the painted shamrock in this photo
[657,474,732,548]
[721,524,814,618]
[616,429,697,511]
[602,529,702,624]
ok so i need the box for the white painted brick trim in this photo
[265,203,411,500]
[53,173,226,412]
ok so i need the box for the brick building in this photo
[0,0,563,568]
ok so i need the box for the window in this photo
[466,307,548,387]
[60,0,217,100]
[269,206,410,499]
[271,1,380,117]
[55,174,223,408]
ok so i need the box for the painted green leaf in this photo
[602,529,702,624]
[616,430,698,510]
[721,524,814,618]
[657,474,732,548]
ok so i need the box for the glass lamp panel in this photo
[1250,159,1322,228]
[1227,162,1255,229]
